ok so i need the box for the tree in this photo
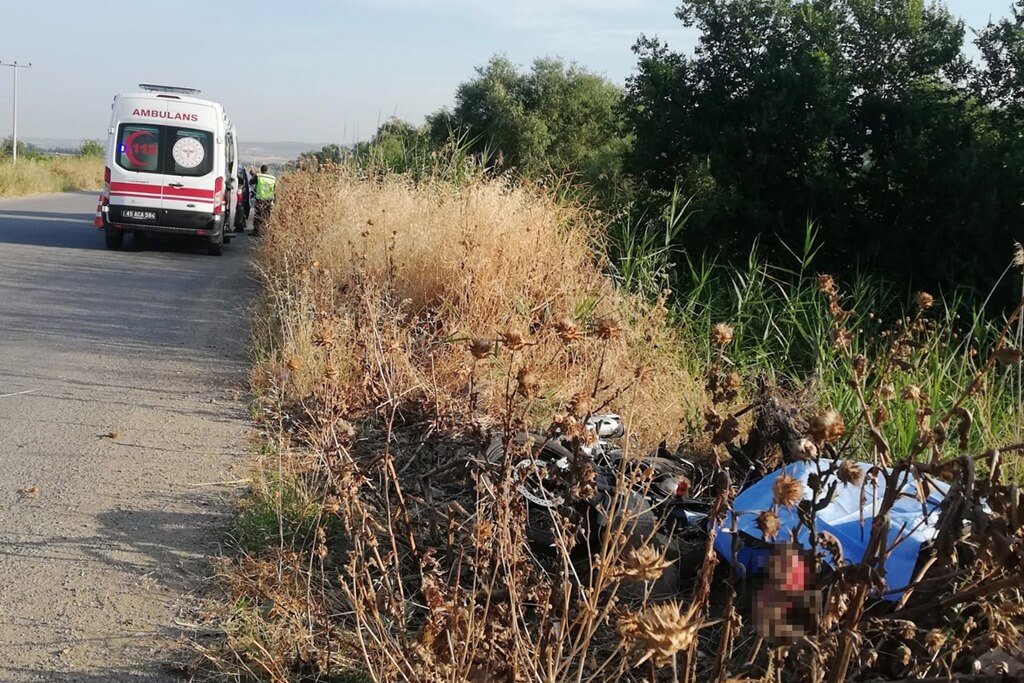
[973,1,1024,111]
[297,144,347,169]
[624,0,1022,297]
[447,55,627,183]
[77,139,104,157]
[0,136,32,159]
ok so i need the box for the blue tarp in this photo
[713,460,949,601]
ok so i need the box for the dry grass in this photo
[252,167,700,446]
[0,156,103,197]
[200,165,1024,683]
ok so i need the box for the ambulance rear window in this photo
[170,128,213,177]
[115,124,214,176]
[117,125,160,173]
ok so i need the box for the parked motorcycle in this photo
[485,414,722,552]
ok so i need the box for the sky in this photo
[0,0,1017,145]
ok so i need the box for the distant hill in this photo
[23,138,332,164]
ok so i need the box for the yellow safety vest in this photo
[254,173,276,200]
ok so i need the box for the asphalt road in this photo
[0,192,253,681]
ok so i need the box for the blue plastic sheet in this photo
[713,460,949,601]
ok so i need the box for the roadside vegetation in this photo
[0,138,103,197]
[199,1,1024,681]
[195,161,1024,681]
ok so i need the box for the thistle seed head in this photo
[837,460,863,487]
[756,510,781,541]
[620,545,674,583]
[773,473,804,509]
[711,323,734,346]
[468,338,494,360]
[810,409,845,443]
[617,601,702,667]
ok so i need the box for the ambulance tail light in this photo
[214,176,224,215]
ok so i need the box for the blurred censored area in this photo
[754,544,819,645]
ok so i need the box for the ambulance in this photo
[95,84,239,255]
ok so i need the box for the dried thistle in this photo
[879,383,896,401]
[773,473,804,509]
[617,601,702,667]
[901,385,921,402]
[817,531,844,566]
[500,330,528,351]
[925,629,947,653]
[516,367,540,399]
[830,328,852,352]
[594,317,621,340]
[897,618,921,643]
[620,545,674,582]
[837,460,863,487]
[915,291,935,311]
[312,325,335,348]
[852,354,868,379]
[810,409,845,443]
[818,274,838,297]
[756,510,781,541]
[468,338,493,360]
[711,322,734,346]
[287,355,302,372]
[567,393,591,418]
[553,317,582,343]
[785,438,818,462]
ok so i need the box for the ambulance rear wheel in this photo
[208,239,222,256]
[105,230,124,250]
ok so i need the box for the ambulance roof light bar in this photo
[138,84,202,95]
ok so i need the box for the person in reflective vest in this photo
[253,164,276,235]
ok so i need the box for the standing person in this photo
[252,164,276,236]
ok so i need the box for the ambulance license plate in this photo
[123,209,157,221]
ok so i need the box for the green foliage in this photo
[358,117,433,172]
[230,467,323,555]
[0,136,41,160]
[297,143,348,169]
[445,55,627,185]
[77,139,104,158]
[621,220,1024,459]
[974,0,1024,111]
[625,0,1024,303]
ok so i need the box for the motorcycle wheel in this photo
[486,433,577,549]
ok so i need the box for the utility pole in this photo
[0,61,32,163]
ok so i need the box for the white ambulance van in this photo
[96,84,239,255]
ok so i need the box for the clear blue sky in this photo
[0,0,1015,144]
